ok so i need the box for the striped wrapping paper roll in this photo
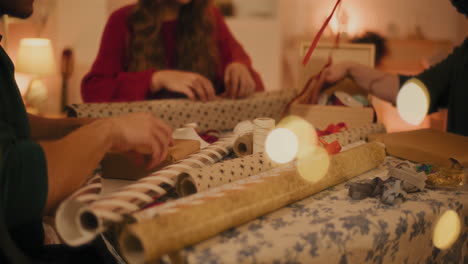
[67,90,296,132]
[320,123,386,147]
[55,170,103,246]
[56,135,237,246]
[120,142,386,263]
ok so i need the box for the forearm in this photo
[39,119,114,213]
[82,70,154,102]
[29,114,96,141]
[347,62,400,104]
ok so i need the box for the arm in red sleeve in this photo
[81,6,155,103]
[212,8,265,92]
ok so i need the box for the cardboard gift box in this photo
[289,104,375,130]
[289,78,375,130]
[374,129,468,167]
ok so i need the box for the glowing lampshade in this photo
[396,78,430,126]
[297,147,330,183]
[16,38,56,76]
[433,210,461,250]
[265,128,299,164]
[15,38,56,113]
[277,116,318,158]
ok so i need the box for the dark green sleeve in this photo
[399,45,460,114]
[1,137,48,257]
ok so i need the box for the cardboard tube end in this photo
[121,232,146,264]
[80,211,99,232]
[178,174,198,197]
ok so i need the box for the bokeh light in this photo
[396,78,430,126]
[277,116,318,158]
[266,116,330,181]
[297,147,330,183]
[433,210,461,250]
[265,128,299,164]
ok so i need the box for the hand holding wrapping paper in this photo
[68,90,295,132]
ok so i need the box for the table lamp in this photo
[16,38,56,114]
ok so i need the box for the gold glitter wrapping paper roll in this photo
[120,142,386,263]
[233,132,253,157]
[176,152,274,197]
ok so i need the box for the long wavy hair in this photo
[451,0,468,17]
[127,0,219,82]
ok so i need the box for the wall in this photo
[280,0,467,44]
[53,0,108,108]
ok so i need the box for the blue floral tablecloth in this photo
[173,157,468,264]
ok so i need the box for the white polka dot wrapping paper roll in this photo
[176,152,275,197]
[320,123,386,147]
[67,90,296,132]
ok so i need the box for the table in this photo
[164,157,468,264]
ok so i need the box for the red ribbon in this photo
[283,0,343,116]
[316,122,348,137]
[302,0,343,65]
[319,138,342,155]
[199,130,220,143]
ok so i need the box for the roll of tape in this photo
[234,132,254,157]
[253,118,276,154]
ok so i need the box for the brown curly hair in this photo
[127,0,219,81]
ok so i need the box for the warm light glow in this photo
[24,79,48,110]
[433,210,461,250]
[297,147,330,183]
[14,72,31,96]
[397,78,430,126]
[16,38,56,76]
[265,128,299,164]
[328,5,361,37]
[277,116,318,158]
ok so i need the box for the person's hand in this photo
[223,62,256,99]
[151,70,216,102]
[107,113,174,169]
[324,62,351,84]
